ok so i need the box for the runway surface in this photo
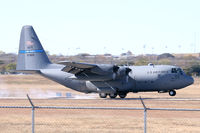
[0,96,200,101]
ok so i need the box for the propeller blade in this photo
[125,68,131,75]
[126,75,129,82]
[125,68,131,82]
[112,65,119,80]
[112,73,116,80]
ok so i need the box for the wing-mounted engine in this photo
[114,66,132,82]
[112,65,120,80]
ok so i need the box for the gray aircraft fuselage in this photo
[39,64,193,94]
[16,25,194,98]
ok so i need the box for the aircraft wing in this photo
[59,61,97,75]
[58,61,131,82]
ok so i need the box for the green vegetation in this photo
[184,65,200,76]
[157,59,171,65]
[5,63,16,72]
[0,65,6,73]
[134,57,149,66]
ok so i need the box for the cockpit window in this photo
[171,68,177,73]
[177,68,183,75]
[171,68,183,75]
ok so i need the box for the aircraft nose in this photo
[186,76,194,86]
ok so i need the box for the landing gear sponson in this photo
[99,93,127,99]
[100,90,177,98]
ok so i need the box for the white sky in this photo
[0,0,200,55]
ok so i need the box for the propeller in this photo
[125,67,131,82]
[112,65,119,80]
[112,65,131,82]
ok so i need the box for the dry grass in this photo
[0,75,199,133]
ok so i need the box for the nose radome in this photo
[187,76,194,85]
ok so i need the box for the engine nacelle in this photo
[115,67,132,77]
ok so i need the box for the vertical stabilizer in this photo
[16,25,51,71]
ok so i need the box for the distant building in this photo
[120,51,134,57]
[104,53,112,57]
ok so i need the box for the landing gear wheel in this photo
[118,93,127,98]
[169,90,176,96]
[99,93,107,98]
[109,93,117,98]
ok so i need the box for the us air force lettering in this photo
[16,26,194,99]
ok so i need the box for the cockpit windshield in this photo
[171,68,177,73]
[171,68,183,75]
[177,68,183,75]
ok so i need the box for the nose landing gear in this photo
[169,90,176,96]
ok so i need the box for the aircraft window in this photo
[171,68,183,75]
[171,68,177,73]
[177,68,183,75]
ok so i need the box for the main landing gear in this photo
[99,93,127,99]
[118,93,127,98]
[99,93,107,98]
[169,90,176,96]
[109,93,117,98]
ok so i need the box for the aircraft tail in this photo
[16,25,51,71]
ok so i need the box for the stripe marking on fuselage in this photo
[19,49,44,53]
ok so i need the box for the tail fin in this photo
[16,25,51,71]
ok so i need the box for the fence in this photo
[0,95,199,133]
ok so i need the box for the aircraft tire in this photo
[109,93,117,98]
[118,93,127,98]
[169,90,176,96]
[99,93,107,98]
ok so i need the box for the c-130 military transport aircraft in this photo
[16,26,194,99]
